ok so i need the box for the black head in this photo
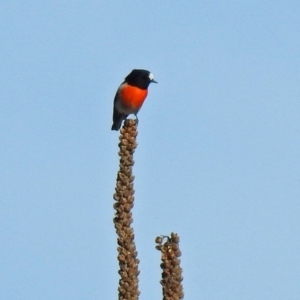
[124,69,157,89]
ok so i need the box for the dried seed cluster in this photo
[155,233,184,300]
[113,120,140,300]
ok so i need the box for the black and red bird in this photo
[111,69,157,131]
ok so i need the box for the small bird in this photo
[111,69,157,131]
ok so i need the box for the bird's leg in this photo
[134,114,139,126]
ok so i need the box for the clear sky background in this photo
[1,1,300,299]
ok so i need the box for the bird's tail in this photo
[111,108,127,131]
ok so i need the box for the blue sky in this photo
[1,1,300,299]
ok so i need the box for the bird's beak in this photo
[151,79,158,84]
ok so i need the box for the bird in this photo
[111,69,157,131]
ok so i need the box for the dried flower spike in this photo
[113,120,140,300]
[156,233,184,300]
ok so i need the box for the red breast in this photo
[118,83,148,111]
